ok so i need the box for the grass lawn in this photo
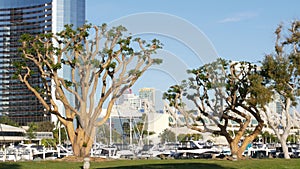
[1,158,300,169]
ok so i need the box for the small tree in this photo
[27,122,38,143]
[159,129,176,143]
[164,59,272,160]
[261,20,300,159]
[36,121,55,132]
[177,133,203,142]
[41,138,56,147]
[17,23,162,157]
[53,127,68,144]
[0,115,19,127]
[96,124,122,144]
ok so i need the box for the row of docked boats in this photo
[0,143,73,161]
[131,141,300,159]
[90,140,225,159]
[0,143,57,161]
[245,142,300,158]
[2,141,300,161]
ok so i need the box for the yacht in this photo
[246,142,276,158]
[172,140,221,159]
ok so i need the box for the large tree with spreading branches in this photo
[164,59,272,160]
[16,23,162,157]
[261,20,300,159]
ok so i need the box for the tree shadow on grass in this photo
[95,162,235,169]
[0,163,21,169]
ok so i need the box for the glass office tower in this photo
[0,0,85,125]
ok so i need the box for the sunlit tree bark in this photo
[16,23,162,157]
[164,59,271,160]
[261,20,300,159]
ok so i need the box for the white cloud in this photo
[219,12,259,23]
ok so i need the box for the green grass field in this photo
[1,158,299,169]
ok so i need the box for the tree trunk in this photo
[229,137,254,160]
[65,122,96,157]
[229,140,246,159]
[238,135,256,159]
[280,135,290,159]
[230,141,240,159]
[228,124,263,160]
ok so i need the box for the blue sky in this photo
[86,0,300,104]
[87,0,299,62]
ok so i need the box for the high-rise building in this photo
[117,89,141,110]
[0,0,85,125]
[139,88,156,109]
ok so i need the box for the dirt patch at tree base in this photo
[57,156,110,162]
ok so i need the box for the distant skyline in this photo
[86,1,300,100]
